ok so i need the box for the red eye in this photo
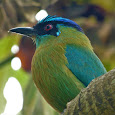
[44,24,53,31]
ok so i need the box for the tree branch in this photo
[63,68,115,115]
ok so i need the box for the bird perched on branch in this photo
[10,15,107,113]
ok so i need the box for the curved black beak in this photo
[9,27,37,37]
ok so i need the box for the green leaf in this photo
[0,34,20,61]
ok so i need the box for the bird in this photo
[9,15,107,113]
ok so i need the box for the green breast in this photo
[31,42,85,113]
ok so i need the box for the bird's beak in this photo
[9,27,37,38]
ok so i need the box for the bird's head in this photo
[10,15,92,49]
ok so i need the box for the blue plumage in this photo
[65,45,107,86]
[37,15,84,33]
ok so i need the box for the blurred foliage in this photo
[0,35,59,114]
[0,35,20,61]
[0,34,28,113]
[91,0,115,12]
[0,0,115,115]
[72,0,115,11]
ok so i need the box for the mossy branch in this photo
[63,68,115,115]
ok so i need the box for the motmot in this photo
[10,15,107,113]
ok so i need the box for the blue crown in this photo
[39,15,84,33]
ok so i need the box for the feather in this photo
[35,15,84,33]
[65,45,107,86]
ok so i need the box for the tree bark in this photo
[63,68,115,115]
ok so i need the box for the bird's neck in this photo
[59,26,93,51]
[35,26,93,51]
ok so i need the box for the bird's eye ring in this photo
[44,24,53,31]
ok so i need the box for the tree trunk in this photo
[63,68,115,115]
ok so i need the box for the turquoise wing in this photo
[65,45,107,86]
